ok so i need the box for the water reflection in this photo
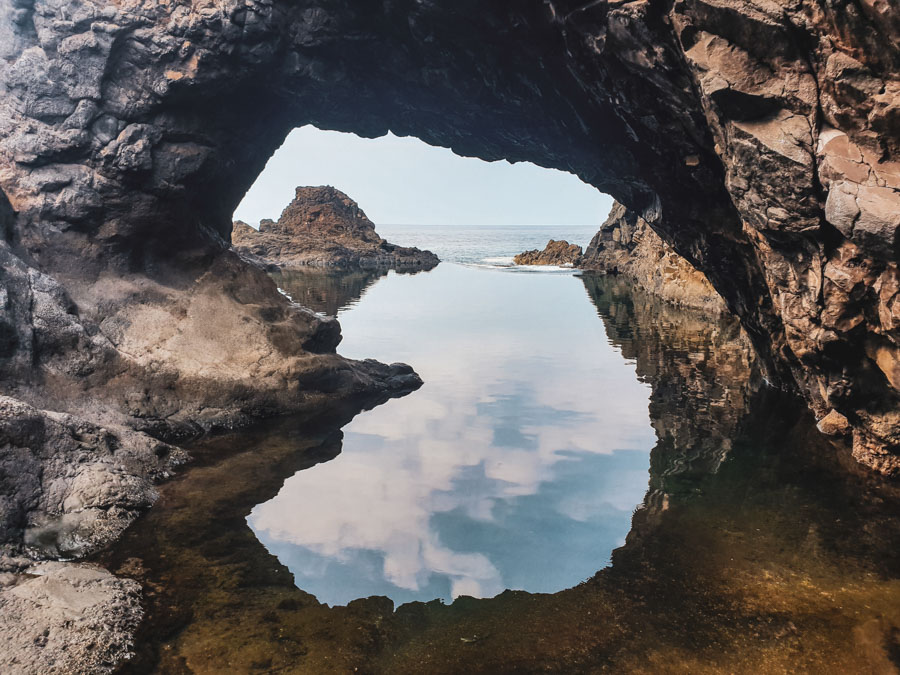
[270,266,433,318]
[250,264,656,604]
[100,270,900,674]
[270,267,387,317]
[581,274,759,483]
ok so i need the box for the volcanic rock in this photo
[232,186,439,269]
[581,202,727,314]
[514,240,583,266]
[0,562,143,675]
[1,0,898,475]
[0,1,897,667]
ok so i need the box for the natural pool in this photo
[254,263,656,606]
[100,264,900,674]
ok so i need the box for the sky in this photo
[233,126,612,227]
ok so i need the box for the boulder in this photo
[514,240,583,266]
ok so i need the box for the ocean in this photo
[376,222,599,267]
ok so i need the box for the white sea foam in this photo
[463,256,579,274]
[480,256,515,266]
[508,264,577,274]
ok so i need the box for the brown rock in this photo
[0,1,898,667]
[0,0,897,476]
[0,562,143,675]
[817,410,852,436]
[580,203,728,315]
[232,186,439,270]
[514,240,583,266]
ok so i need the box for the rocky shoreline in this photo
[514,203,727,314]
[0,185,423,671]
[1,0,896,473]
[232,186,439,270]
[581,202,728,314]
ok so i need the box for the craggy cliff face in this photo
[0,0,898,470]
[582,201,728,314]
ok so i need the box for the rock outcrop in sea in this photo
[514,239,583,266]
[580,202,728,314]
[232,186,439,269]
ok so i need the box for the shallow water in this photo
[100,262,900,674]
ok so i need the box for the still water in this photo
[100,234,900,673]
[377,222,600,266]
[251,264,656,605]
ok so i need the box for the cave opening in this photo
[225,125,676,606]
[233,125,612,230]
[229,124,619,314]
[2,0,899,669]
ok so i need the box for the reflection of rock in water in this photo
[270,267,433,317]
[270,268,387,317]
[581,273,759,485]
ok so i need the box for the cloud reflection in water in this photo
[249,264,657,605]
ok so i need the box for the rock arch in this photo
[0,0,898,471]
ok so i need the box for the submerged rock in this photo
[0,562,143,675]
[514,240,583,266]
[580,202,728,315]
[232,186,439,270]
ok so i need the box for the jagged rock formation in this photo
[1,0,895,473]
[514,239,583,266]
[5,1,894,667]
[0,232,420,563]
[232,186,439,269]
[581,201,728,314]
[0,0,896,614]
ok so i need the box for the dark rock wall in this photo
[0,0,898,471]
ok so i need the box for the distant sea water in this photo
[375,223,599,268]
